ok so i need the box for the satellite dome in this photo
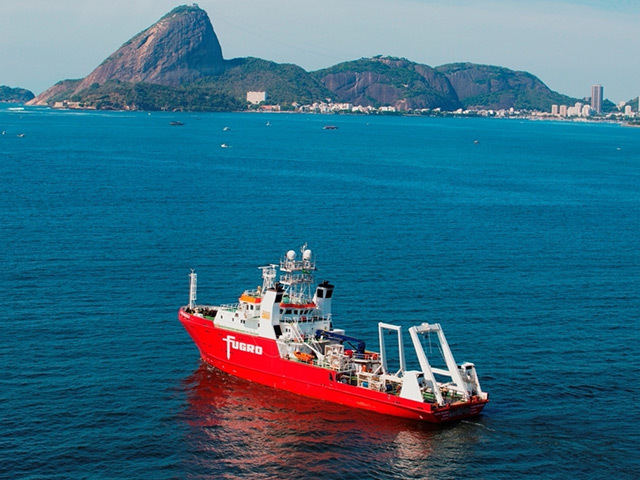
[287,250,296,260]
[303,249,312,260]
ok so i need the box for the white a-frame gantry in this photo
[378,322,484,406]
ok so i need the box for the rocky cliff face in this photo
[314,57,574,111]
[315,57,462,110]
[30,5,225,105]
[81,5,224,88]
[27,80,80,106]
[436,62,562,110]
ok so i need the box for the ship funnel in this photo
[313,280,334,316]
[258,284,284,339]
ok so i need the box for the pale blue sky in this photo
[1,0,638,102]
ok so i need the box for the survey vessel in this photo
[178,245,488,422]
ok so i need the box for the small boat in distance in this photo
[323,125,338,130]
[178,245,489,423]
[170,121,184,126]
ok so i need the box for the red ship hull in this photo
[179,308,487,423]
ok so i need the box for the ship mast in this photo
[279,243,316,303]
[259,264,277,293]
[188,269,197,309]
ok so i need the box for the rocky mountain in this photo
[0,85,35,103]
[84,5,224,87]
[313,57,461,110]
[30,5,225,106]
[28,4,577,112]
[436,63,575,110]
[28,79,81,106]
[313,56,575,111]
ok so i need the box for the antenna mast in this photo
[189,270,197,309]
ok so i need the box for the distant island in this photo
[0,85,34,103]
[17,5,636,116]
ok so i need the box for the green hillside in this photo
[0,85,35,103]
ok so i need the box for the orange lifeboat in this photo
[294,351,314,363]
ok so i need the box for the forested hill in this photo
[312,57,576,111]
[0,86,34,103]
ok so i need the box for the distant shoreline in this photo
[3,102,637,127]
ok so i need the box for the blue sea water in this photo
[1,105,639,479]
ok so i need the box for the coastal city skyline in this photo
[1,0,639,102]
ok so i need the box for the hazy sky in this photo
[2,0,639,102]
